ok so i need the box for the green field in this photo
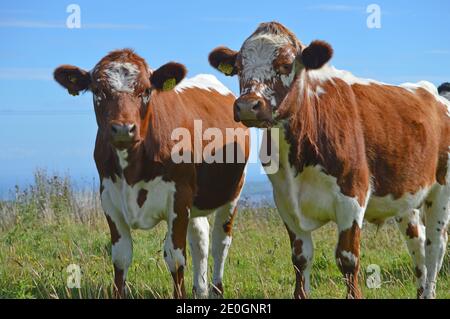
[0,171,449,299]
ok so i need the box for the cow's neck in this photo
[94,135,164,187]
[278,71,326,172]
[280,67,363,179]
[111,97,170,185]
[114,140,165,186]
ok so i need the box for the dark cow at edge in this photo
[54,49,249,298]
[209,21,450,299]
[439,82,450,101]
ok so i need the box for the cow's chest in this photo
[264,129,345,232]
[101,176,176,229]
[269,161,342,232]
[263,128,437,233]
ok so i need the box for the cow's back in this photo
[179,83,249,210]
[147,75,249,210]
[352,82,450,197]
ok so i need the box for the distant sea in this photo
[0,173,274,207]
[240,180,275,207]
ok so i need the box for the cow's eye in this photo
[138,88,151,98]
[278,63,293,75]
[141,88,152,105]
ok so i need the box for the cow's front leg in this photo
[334,189,367,300]
[105,213,132,299]
[335,218,363,299]
[211,201,238,297]
[101,187,132,299]
[165,187,190,299]
[187,216,210,298]
[395,209,426,298]
[285,224,314,299]
[423,185,450,299]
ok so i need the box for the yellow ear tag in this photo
[218,62,233,75]
[162,78,177,91]
[68,89,79,96]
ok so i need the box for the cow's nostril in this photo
[252,101,262,111]
[111,125,118,134]
[252,101,262,112]
[236,104,241,112]
[129,124,136,133]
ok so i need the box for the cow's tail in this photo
[438,82,450,100]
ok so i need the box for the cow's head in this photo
[54,49,186,149]
[438,82,450,101]
[209,21,332,128]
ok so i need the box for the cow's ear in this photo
[208,46,238,76]
[54,65,91,96]
[300,40,333,70]
[150,62,187,91]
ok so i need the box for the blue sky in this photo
[0,0,449,196]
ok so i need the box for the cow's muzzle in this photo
[110,121,137,148]
[234,95,273,128]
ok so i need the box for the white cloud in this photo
[83,23,152,30]
[424,49,450,55]
[0,20,65,28]
[0,147,36,160]
[200,17,254,23]
[385,75,450,85]
[0,20,152,30]
[0,68,53,80]
[307,4,364,12]
[0,9,41,15]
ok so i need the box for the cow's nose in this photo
[234,97,264,121]
[110,123,136,141]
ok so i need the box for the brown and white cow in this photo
[54,49,249,298]
[209,21,450,299]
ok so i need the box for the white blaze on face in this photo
[241,33,290,83]
[242,83,277,106]
[104,62,140,93]
[240,33,295,106]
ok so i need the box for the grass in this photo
[0,170,448,299]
